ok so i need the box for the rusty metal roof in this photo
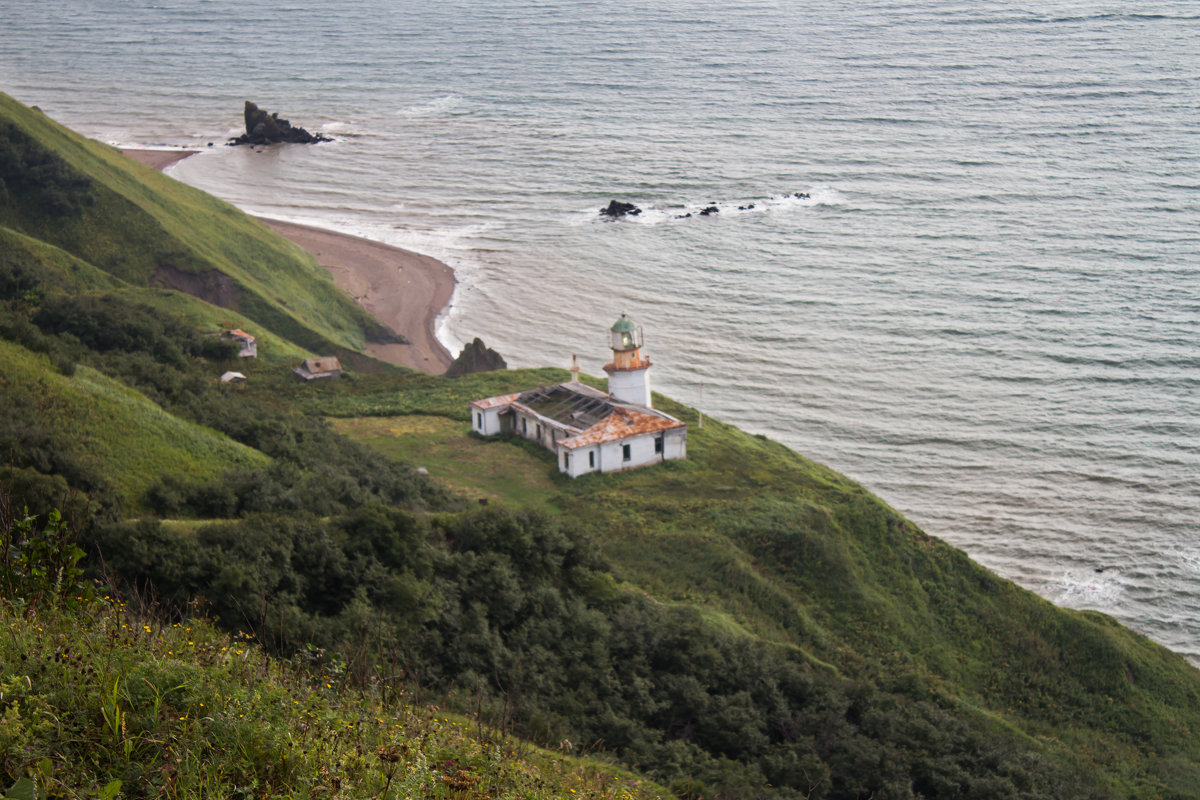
[302,357,341,373]
[559,406,685,449]
[469,392,521,410]
[471,382,684,449]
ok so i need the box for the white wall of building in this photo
[662,428,687,460]
[557,429,686,477]
[471,406,508,436]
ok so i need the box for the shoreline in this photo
[121,147,456,374]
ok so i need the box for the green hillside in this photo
[0,92,390,358]
[308,370,1200,797]
[0,510,668,800]
[0,339,269,506]
[3,92,1200,799]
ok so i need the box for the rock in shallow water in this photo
[600,199,642,218]
[228,101,331,146]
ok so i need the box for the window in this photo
[563,452,570,470]
[654,435,663,454]
[589,451,595,468]
[522,418,528,434]
[622,443,631,461]
[476,412,482,429]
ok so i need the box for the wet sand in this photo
[121,148,456,374]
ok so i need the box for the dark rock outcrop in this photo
[445,337,507,378]
[600,200,641,218]
[698,205,719,216]
[228,102,332,146]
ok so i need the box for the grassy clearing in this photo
[328,415,562,510]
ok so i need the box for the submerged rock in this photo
[228,101,332,146]
[446,337,507,378]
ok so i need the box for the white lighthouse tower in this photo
[604,313,653,407]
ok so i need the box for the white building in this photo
[469,314,687,477]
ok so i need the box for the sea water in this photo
[2,0,1198,660]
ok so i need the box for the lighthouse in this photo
[604,313,653,407]
[469,311,686,476]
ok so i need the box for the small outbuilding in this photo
[293,356,342,381]
[219,371,247,383]
[470,314,687,477]
[227,329,257,358]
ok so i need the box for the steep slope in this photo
[1,226,311,363]
[0,92,389,359]
[0,509,669,800]
[0,339,269,507]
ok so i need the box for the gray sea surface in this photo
[3,0,1198,659]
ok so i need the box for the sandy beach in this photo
[121,148,455,374]
[123,148,199,170]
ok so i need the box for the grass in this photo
[1,92,384,358]
[0,589,671,800]
[2,225,310,365]
[0,339,269,507]
[316,367,1200,795]
[328,416,562,510]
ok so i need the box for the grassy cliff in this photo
[0,92,390,359]
[3,93,1200,799]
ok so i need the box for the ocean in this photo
[3,0,1198,661]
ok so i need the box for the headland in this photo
[121,148,455,374]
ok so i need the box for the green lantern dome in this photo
[611,314,637,333]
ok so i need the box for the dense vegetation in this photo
[3,92,1200,799]
[0,503,665,800]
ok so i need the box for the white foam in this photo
[1050,567,1126,609]
[397,95,466,118]
[581,187,841,226]
[806,184,845,206]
